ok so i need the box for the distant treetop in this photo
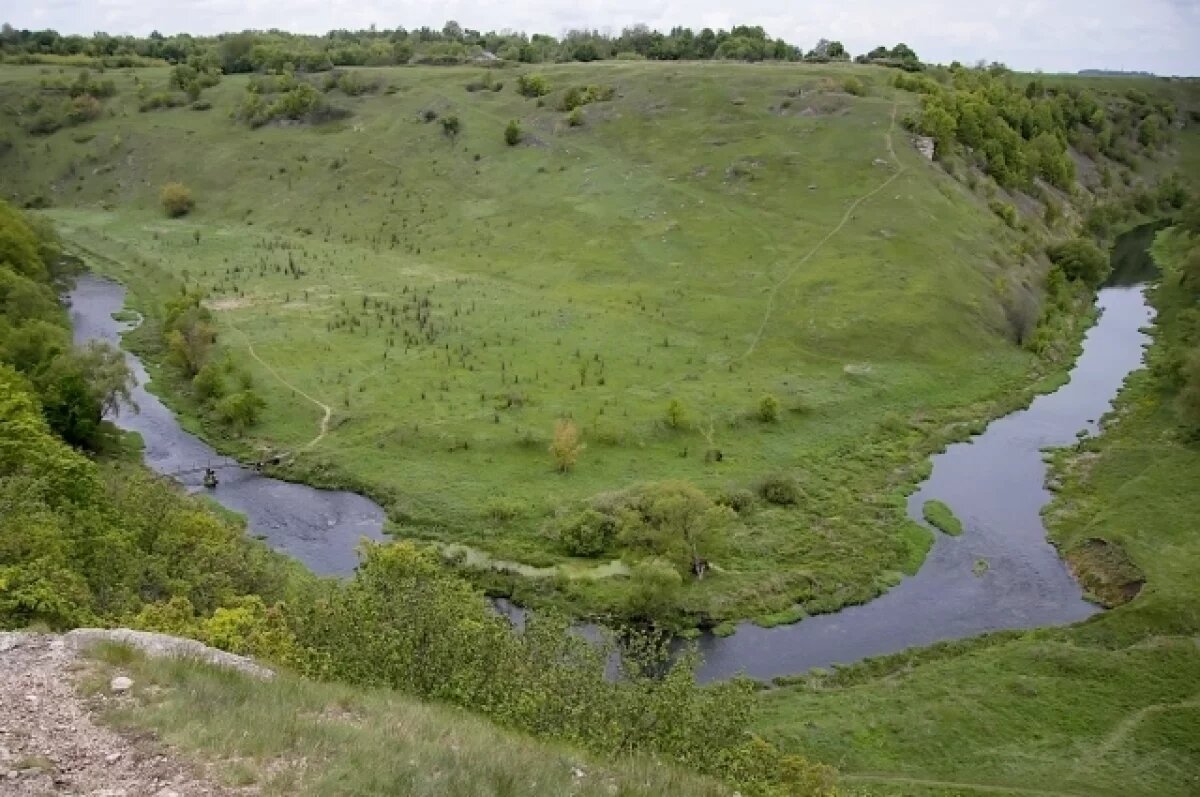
[0,21,853,68]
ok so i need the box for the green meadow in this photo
[0,60,1167,624]
[755,211,1200,797]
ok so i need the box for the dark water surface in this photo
[692,283,1153,679]
[69,275,386,577]
[69,224,1156,679]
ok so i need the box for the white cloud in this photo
[6,0,1199,75]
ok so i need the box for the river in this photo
[68,276,386,577]
[67,227,1156,681]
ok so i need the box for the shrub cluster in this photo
[516,72,550,98]
[557,83,616,112]
[22,93,105,135]
[235,73,348,128]
[897,65,1174,190]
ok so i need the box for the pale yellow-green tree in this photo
[549,418,584,472]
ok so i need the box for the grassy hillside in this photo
[755,219,1200,796]
[0,60,1189,626]
[84,641,734,797]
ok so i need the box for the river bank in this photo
[68,275,386,577]
[69,246,1155,680]
[756,223,1199,796]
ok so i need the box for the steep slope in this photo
[1,632,733,796]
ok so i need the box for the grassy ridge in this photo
[1,61,1043,623]
[84,643,733,797]
[755,225,1200,796]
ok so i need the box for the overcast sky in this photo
[6,0,1199,76]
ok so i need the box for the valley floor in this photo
[0,59,1073,623]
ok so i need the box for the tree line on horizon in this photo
[0,21,921,72]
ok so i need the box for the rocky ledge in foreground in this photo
[0,629,273,796]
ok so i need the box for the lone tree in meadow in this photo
[160,182,194,217]
[441,114,461,140]
[549,418,584,472]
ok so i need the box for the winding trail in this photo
[229,323,332,450]
[1067,690,1200,780]
[740,101,906,359]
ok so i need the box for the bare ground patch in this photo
[1066,537,1146,607]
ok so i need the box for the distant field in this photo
[0,61,1083,621]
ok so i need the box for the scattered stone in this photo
[914,135,936,161]
[109,676,133,693]
[0,632,236,796]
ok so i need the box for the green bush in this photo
[756,473,801,506]
[139,91,186,112]
[758,394,780,423]
[192,362,226,402]
[1047,238,1111,288]
[484,496,529,522]
[841,76,867,96]
[556,508,616,557]
[504,119,522,146]
[516,73,550,98]
[666,398,687,429]
[716,488,756,514]
[989,200,1018,228]
[160,182,195,218]
[335,71,380,96]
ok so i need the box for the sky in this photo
[5,0,1199,76]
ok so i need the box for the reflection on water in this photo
[1107,221,1164,287]
[688,238,1156,679]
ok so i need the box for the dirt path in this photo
[740,101,906,359]
[1067,691,1200,779]
[0,633,235,796]
[229,325,332,451]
